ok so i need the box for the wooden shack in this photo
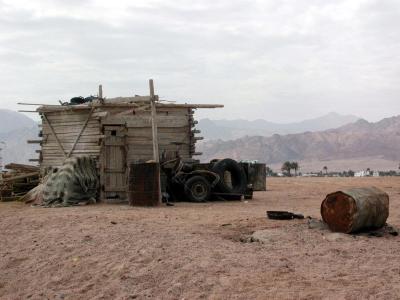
[29,81,223,201]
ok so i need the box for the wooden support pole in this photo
[28,159,40,163]
[36,103,224,112]
[192,152,203,156]
[42,113,67,158]
[18,102,59,106]
[27,140,42,144]
[149,79,159,162]
[149,79,161,204]
[98,84,104,104]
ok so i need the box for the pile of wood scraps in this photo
[0,163,40,202]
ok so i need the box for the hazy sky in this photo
[0,0,399,122]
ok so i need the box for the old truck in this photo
[161,157,266,202]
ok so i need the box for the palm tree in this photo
[266,166,273,176]
[323,166,328,175]
[281,161,292,176]
[291,162,299,176]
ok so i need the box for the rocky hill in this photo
[198,116,400,172]
[198,112,359,140]
[0,109,38,133]
[0,110,39,166]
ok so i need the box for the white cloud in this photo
[0,0,399,122]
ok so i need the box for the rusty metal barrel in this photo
[128,162,161,206]
[321,187,389,233]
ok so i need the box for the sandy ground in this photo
[1,177,400,300]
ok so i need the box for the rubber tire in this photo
[184,176,211,202]
[211,158,247,194]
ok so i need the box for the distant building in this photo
[355,170,374,177]
[354,171,366,177]
[301,173,319,177]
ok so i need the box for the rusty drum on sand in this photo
[128,162,161,206]
[321,187,389,233]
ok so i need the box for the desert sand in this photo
[1,177,399,299]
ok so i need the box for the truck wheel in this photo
[211,158,247,194]
[184,176,211,202]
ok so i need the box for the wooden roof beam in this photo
[37,102,224,112]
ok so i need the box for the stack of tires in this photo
[210,158,247,195]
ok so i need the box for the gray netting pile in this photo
[42,156,99,207]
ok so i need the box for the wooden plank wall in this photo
[101,107,199,163]
[41,110,102,167]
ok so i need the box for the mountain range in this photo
[198,112,360,140]
[198,116,400,172]
[0,110,39,166]
[0,110,398,172]
[0,109,38,134]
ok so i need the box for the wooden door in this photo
[101,125,127,201]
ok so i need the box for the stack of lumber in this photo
[0,164,40,202]
[4,163,39,173]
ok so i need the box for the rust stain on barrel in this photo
[321,187,389,233]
